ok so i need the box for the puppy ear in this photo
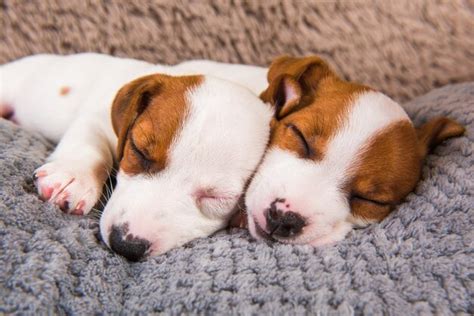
[261,55,335,119]
[260,75,302,119]
[416,117,465,158]
[267,55,333,86]
[111,75,161,160]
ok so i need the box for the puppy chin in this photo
[147,242,179,257]
[306,220,353,246]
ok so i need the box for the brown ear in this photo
[261,55,335,119]
[111,75,161,160]
[266,55,334,85]
[416,117,465,158]
[260,75,302,119]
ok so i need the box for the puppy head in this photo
[246,55,465,246]
[101,74,272,260]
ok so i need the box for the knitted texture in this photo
[0,83,472,314]
[1,0,474,101]
[1,1,473,314]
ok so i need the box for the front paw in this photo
[33,161,103,215]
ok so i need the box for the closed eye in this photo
[129,134,153,168]
[351,194,386,207]
[287,124,312,158]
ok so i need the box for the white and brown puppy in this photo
[245,56,465,246]
[0,53,272,260]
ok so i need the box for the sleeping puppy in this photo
[245,56,465,246]
[0,53,272,260]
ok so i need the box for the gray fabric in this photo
[0,83,473,314]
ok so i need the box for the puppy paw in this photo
[34,161,104,215]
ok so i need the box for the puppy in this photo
[245,56,465,246]
[0,53,272,260]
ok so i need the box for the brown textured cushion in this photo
[1,0,473,102]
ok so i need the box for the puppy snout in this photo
[265,207,306,238]
[109,224,151,261]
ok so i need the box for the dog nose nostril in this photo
[268,207,280,220]
[265,209,305,238]
[109,225,151,261]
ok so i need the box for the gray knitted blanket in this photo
[0,83,472,315]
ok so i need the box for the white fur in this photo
[245,91,410,245]
[100,77,272,255]
[0,53,271,256]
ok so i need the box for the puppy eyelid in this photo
[351,194,386,207]
[129,135,152,166]
[287,124,312,158]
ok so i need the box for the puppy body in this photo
[0,53,271,259]
[1,53,267,142]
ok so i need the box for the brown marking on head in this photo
[111,74,203,175]
[349,117,464,222]
[59,86,71,96]
[348,121,420,221]
[261,55,371,160]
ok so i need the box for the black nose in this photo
[265,208,305,238]
[109,225,151,261]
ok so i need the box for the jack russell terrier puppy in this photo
[244,56,465,246]
[0,53,272,261]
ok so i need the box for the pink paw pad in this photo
[70,200,85,216]
[34,170,48,178]
[70,208,84,216]
[40,186,54,201]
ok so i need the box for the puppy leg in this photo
[34,115,114,215]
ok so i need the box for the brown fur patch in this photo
[349,120,421,221]
[111,74,203,175]
[266,75,371,160]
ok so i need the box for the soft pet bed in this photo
[1,83,472,314]
[1,1,473,314]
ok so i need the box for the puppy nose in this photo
[265,208,305,238]
[109,225,151,261]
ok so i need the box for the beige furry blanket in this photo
[1,0,473,101]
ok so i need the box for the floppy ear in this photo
[416,117,465,158]
[261,55,335,119]
[266,55,334,85]
[260,74,302,119]
[111,75,161,160]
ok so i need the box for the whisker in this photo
[107,173,115,197]
[97,196,107,209]
[104,182,112,199]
